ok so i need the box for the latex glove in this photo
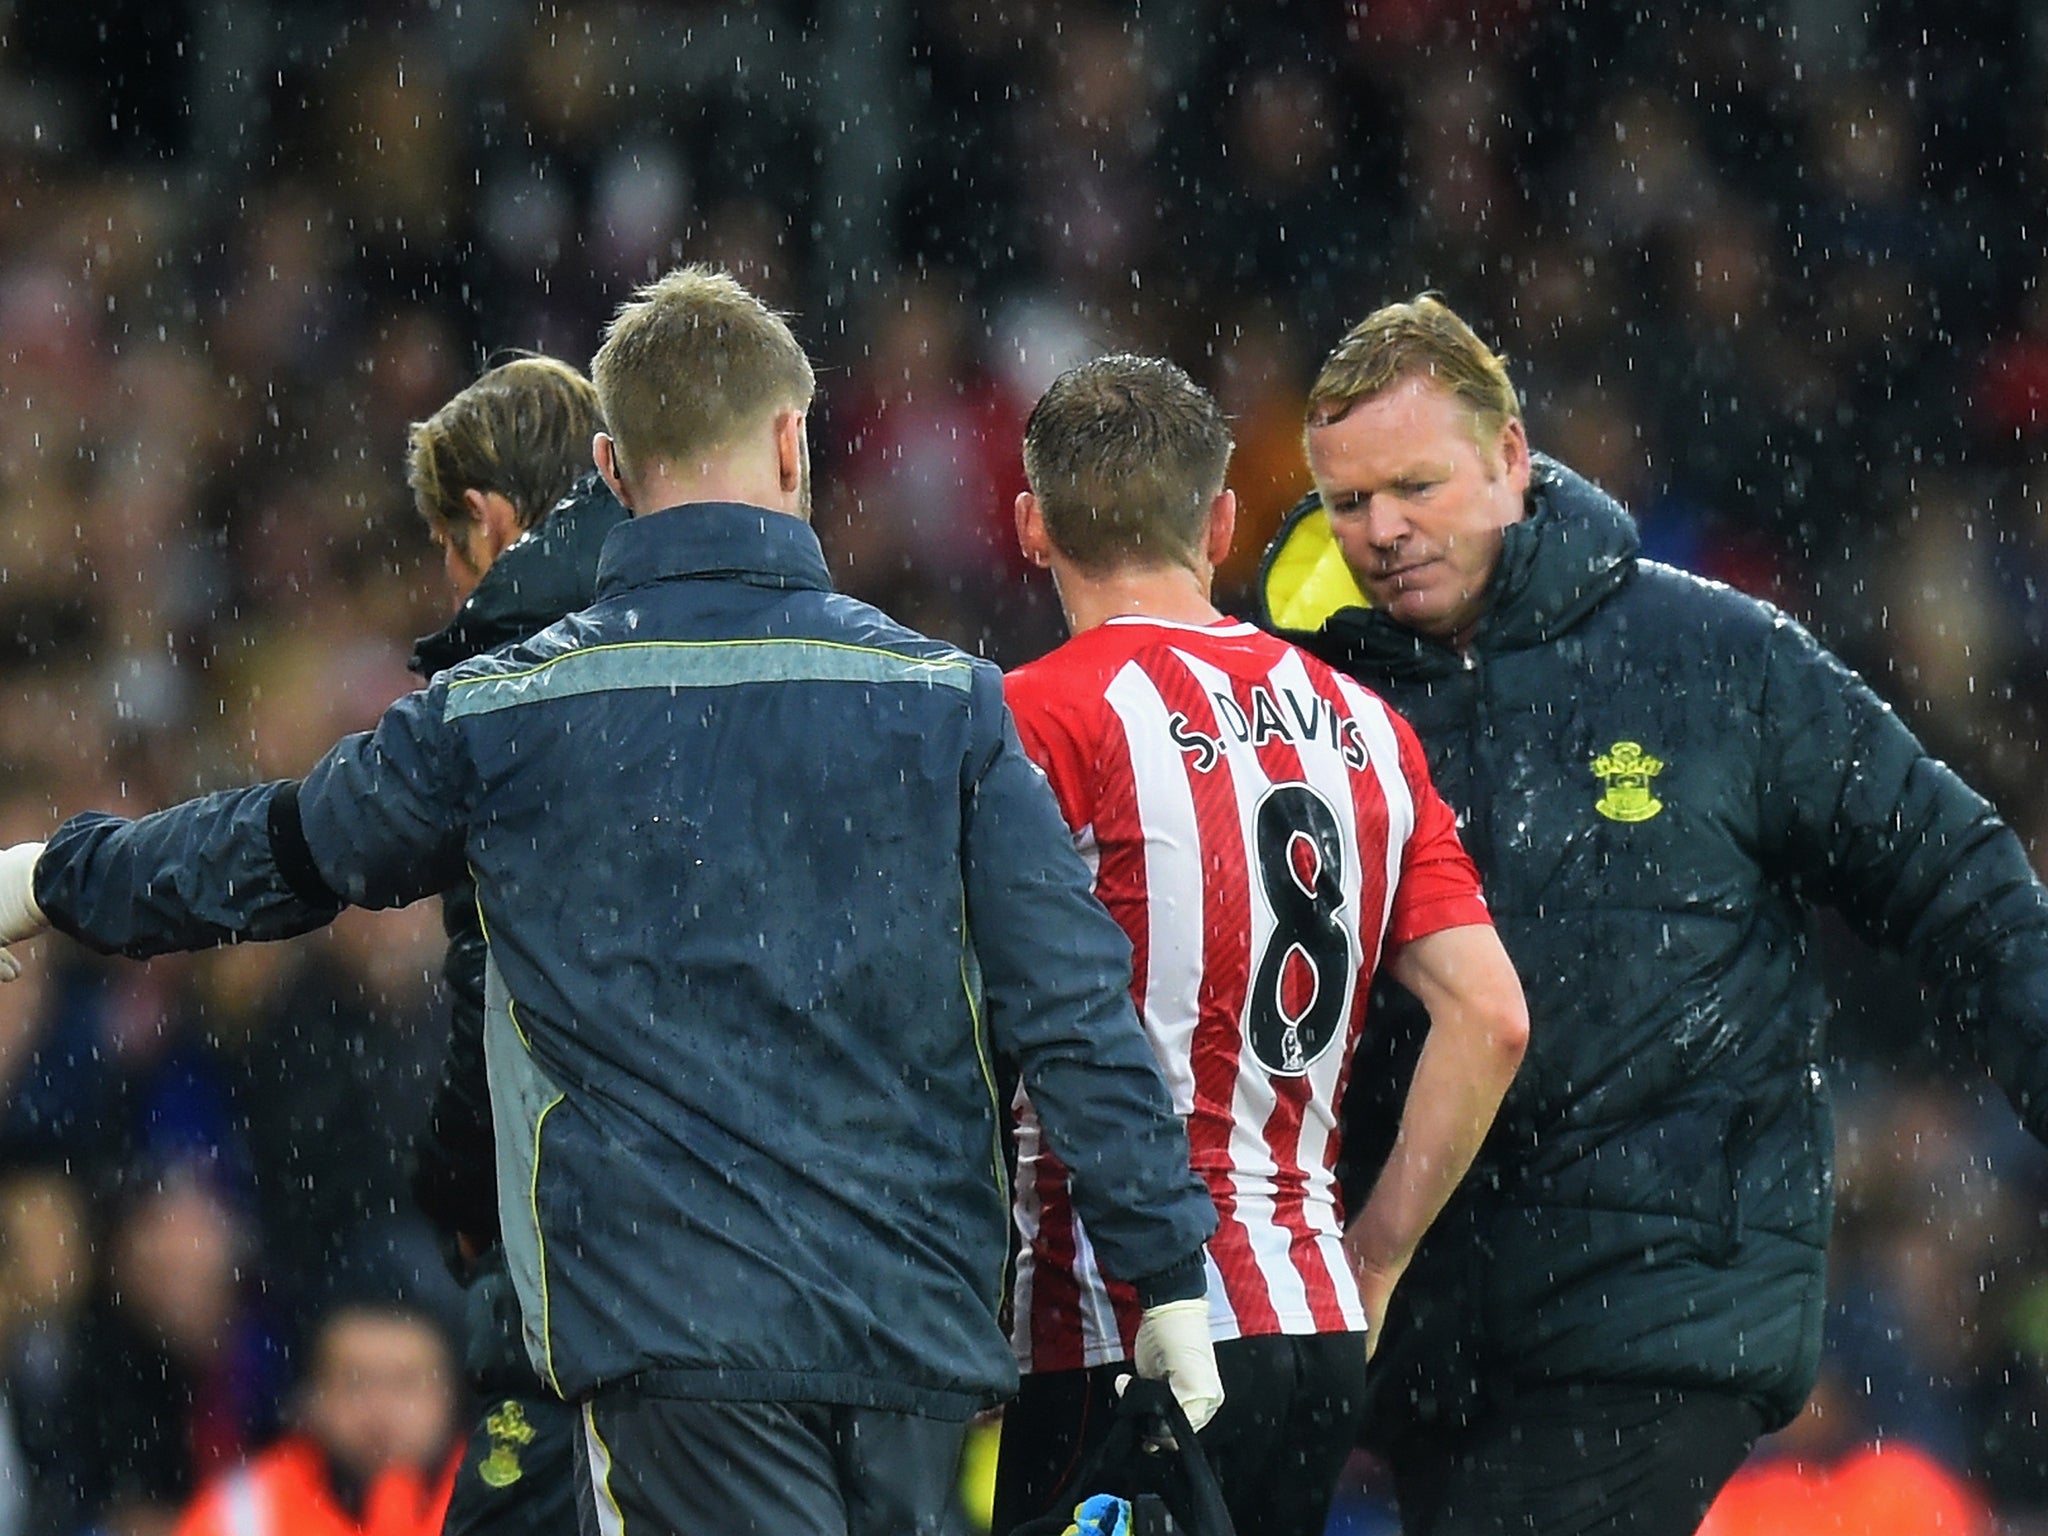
[0,842,47,983]
[1132,1298,1224,1431]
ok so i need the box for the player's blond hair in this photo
[1022,355,1233,574]
[1306,295,1520,448]
[591,265,815,491]
[406,356,603,537]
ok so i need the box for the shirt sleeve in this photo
[1003,663,1099,837]
[1385,707,1492,950]
[36,782,345,957]
[294,681,471,908]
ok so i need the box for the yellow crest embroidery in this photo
[478,1399,537,1489]
[1591,742,1665,823]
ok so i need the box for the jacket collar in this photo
[1478,455,1639,648]
[410,472,628,676]
[1257,454,1639,676]
[595,501,835,599]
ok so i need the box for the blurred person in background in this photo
[1256,294,2048,1535]
[401,353,624,1536]
[1695,1365,1992,1536]
[171,1296,460,1536]
[71,1162,285,1536]
[1205,305,1313,613]
[823,275,1025,641]
[994,355,1527,1536]
[0,1162,91,1534]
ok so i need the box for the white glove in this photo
[1132,1298,1224,1431]
[0,842,48,983]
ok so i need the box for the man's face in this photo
[433,525,490,607]
[303,1312,455,1482]
[1306,373,1530,646]
[429,490,524,609]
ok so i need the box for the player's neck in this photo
[1054,562,1223,635]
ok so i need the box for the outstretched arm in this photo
[0,685,470,974]
[1346,922,1528,1354]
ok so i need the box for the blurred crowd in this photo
[2,0,2048,1530]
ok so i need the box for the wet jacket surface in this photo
[406,470,627,1251]
[37,502,1217,1415]
[1259,457,2048,1434]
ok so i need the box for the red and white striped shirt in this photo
[1004,616,1489,1370]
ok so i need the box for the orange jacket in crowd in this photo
[171,1435,459,1536]
[1697,1443,1993,1536]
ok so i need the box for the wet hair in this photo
[1021,354,1233,574]
[406,355,604,538]
[590,265,815,493]
[1306,294,1521,445]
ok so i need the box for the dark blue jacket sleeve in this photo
[958,664,1216,1294]
[35,686,470,956]
[1758,614,2048,1139]
[293,685,471,909]
[37,781,345,956]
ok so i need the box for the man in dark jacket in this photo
[0,266,1223,1536]
[401,354,627,1536]
[1254,294,2048,1536]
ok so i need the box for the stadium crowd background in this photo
[2,0,2048,1529]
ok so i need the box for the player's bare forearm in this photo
[1345,923,1528,1324]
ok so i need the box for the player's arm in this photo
[2,684,469,969]
[1345,922,1528,1354]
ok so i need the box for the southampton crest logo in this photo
[1591,742,1664,823]
[478,1399,536,1488]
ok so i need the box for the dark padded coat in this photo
[1258,455,2048,1438]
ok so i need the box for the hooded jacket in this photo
[36,503,1216,1413]
[406,471,627,1253]
[1258,455,2048,1434]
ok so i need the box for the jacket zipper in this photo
[1455,647,1495,880]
